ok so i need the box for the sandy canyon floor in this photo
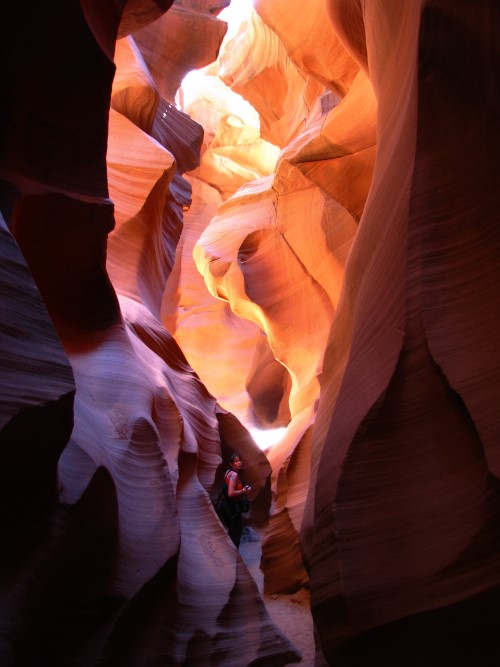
[239,527,315,666]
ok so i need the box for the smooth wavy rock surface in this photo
[2,0,499,664]
[164,58,283,429]
[190,4,372,604]
[162,174,272,427]
[0,215,74,430]
[261,408,315,596]
[254,0,359,98]
[190,1,369,429]
[180,67,280,200]
[0,214,75,613]
[218,8,326,148]
[306,0,500,663]
[55,300,295,665]
[133,0,229,103]
[0,1,300,664]
[111,36,160,133]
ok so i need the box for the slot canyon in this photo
[1,0,499,665]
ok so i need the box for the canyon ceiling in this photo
[1,0,499,665]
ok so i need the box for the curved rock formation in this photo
[132,0,230,103]
[0,1,299,664]
[306,0,500,664]
[187,1,500,663]
[253,0,358,99]
[164,49,284,429]
[1,0,499,665]
[190,0,375,602]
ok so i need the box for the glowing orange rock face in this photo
[186,0,375,603]
[186,0,375,436]
[188,1,500,662]
[254,0,359,98]
[2,0,500,664]
[132,1,229,103]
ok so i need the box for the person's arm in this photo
[228,472,250,497]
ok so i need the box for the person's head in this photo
[229,453,242,470]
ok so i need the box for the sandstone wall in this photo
[1,0,499,665]
[0,1,298,665]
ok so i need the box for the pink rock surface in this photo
[133,1,229,103]
[306,0,500,663]
[111,36,160,133]
[0,1,299,664]
[1,0,499,664]
[0,215,74,430]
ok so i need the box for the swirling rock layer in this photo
[307,1,500,664]
[1,0,499,665]
[0,1,299,665]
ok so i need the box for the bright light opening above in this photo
[176,0,258,121]
[249,427,287,450]
[218,0,254,41]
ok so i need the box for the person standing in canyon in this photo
[221,453,251,548]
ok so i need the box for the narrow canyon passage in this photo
[1,1,499,665]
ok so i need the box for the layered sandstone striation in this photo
[189,0,375,603]
[1,0,499,665]
[305,1,500,664]
[0,1,299,665]
[180,0,500,663]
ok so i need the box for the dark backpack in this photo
[214,480,229,519]
[215,471,249,522]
